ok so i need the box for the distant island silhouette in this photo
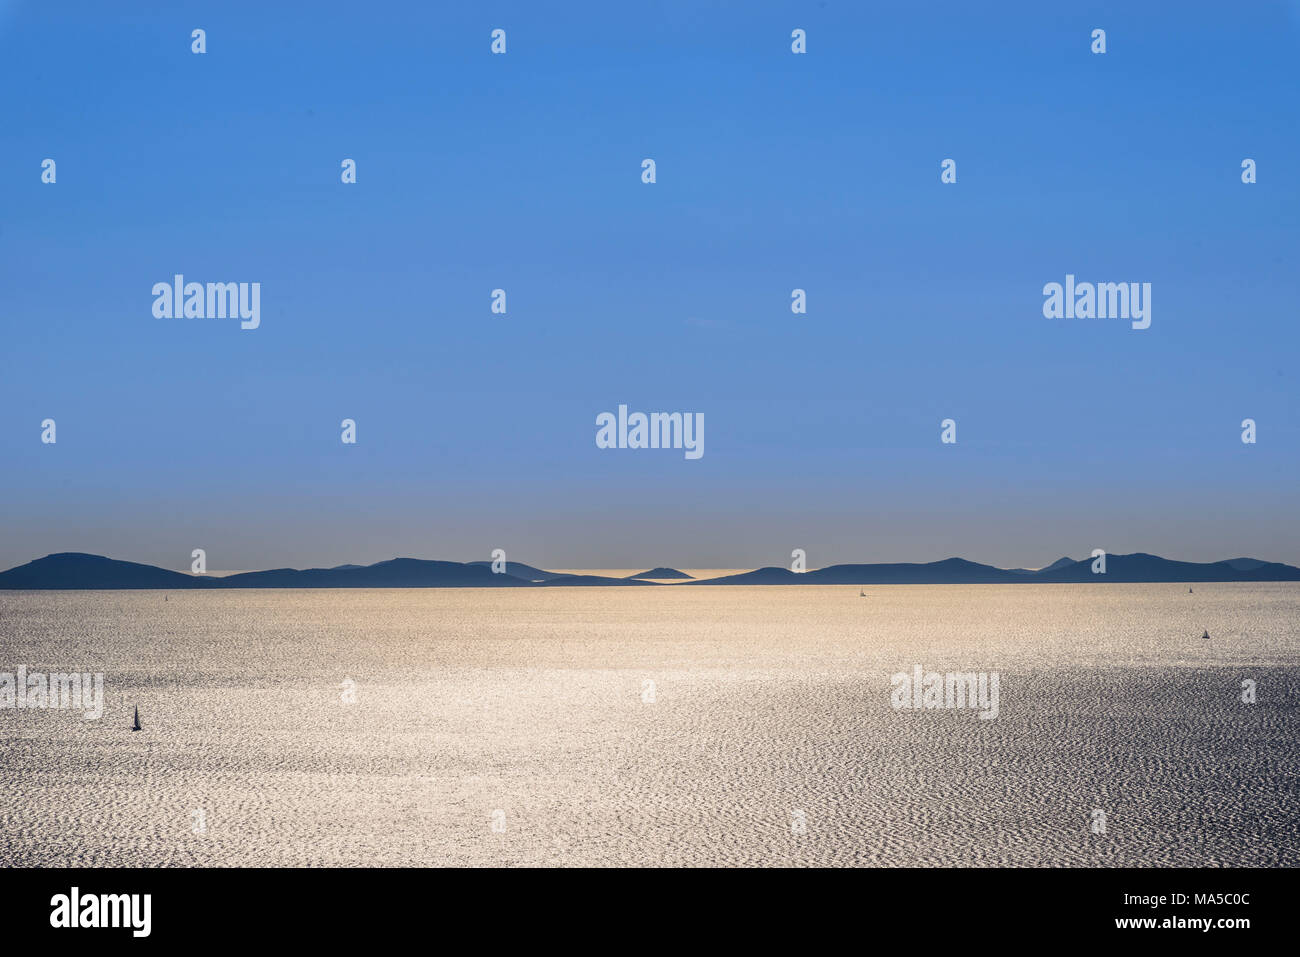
[625,568,695,580]
[1,551,1297,589]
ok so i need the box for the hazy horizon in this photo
[4,550,1299,578]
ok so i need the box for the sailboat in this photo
[1201,629,1210,640]
[131,706,142,731]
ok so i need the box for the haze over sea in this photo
[2,584,1296,867]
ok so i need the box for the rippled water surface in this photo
[2,584,1297,866]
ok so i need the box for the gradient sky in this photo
[2,0,1298,571]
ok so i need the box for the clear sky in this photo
[2,1,1297,571]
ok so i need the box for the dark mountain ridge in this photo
[1,551,1296,589]
[694,553,1300,585]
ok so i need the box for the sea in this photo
[1,582,1296,866]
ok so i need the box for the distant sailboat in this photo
[1202,629,1210,640]
[131,706,142,731]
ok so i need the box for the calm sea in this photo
[1,584,1296,866]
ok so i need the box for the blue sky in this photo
[2,1,1297,570]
